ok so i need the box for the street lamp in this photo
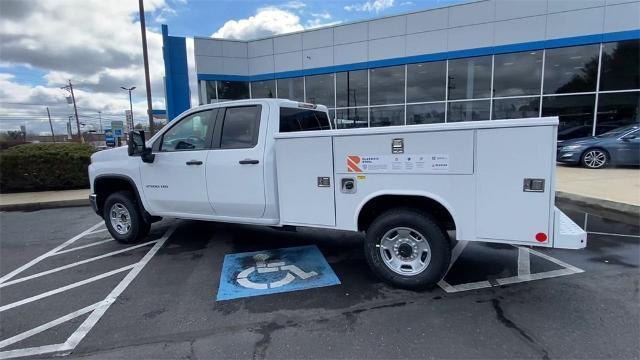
[121,86,136,124]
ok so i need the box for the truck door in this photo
[205,105,267,219]
[140,109,217,216]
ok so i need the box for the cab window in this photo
[160,111,214,152]
[220,106,261,149]
[279,107,331,132]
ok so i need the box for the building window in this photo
[370,105,405,127]
[543,45,599,94]
[305,73,335,108]
[335,107,368,129]
[369,66,405,105]
[596,92,640,135]
[447,100,490,122]
[447,56,492,100]
[336,70,368,108]
[492,97,541,120]
[600,40,640,91]
[217,81,250,101]
[493,51,543,97]
[250,80,276,98]
[205,81,217,103]
[542,94,595,141]
[277,77,304,102]
[406,103,446,125]
[406,61,446,103]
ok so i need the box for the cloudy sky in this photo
[0,0,458,135]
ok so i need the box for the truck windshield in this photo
[279,107,331,132]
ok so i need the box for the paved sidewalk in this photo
[0,189,89,211]
[556,165,639,213]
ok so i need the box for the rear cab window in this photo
[279,107,332,133]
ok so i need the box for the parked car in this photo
[557,123,640,169]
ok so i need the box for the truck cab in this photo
[89,99,330,232]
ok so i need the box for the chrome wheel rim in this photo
[379,227,431,276]
[109,203,131,235]
[584,150,606,168]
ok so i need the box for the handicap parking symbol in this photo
[216,245,341,301]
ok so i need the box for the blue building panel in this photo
[162,25,190,121]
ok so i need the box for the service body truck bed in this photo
[89,99,586,289]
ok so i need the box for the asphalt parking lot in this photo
[0,200,638,359]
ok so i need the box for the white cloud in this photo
[212,7,304,40]
[0,0,175,132]
[282,0,306,10]
[305,11,341,29]
[344,0,394,12]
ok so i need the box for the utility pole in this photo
[139,0,155,134]
[62,80,83,143]
[46,107,55,143]
[98,111,103,133]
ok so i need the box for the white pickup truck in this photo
[88,99,586,289]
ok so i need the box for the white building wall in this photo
[194,0,640,78]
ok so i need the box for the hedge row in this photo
[0,143,95,193]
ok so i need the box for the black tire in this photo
[103,191,150,244]
[581,148,609,169]
[364,208,451,289]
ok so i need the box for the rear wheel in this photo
[364,208,451,289]
[103,191,150,244]
[581,148,608,169]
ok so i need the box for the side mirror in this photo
[128,130,155,163]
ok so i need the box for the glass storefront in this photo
[200,39,640,139]
[250,80,276,99]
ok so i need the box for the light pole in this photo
[121,86,136,122]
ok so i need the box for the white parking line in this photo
[0,240,158,288]
[0,221,104,284]
[517,247,531,277]
[0,301,104,349]
[438,245,584,293]
[0,264,135,313]
[62,225,177,352]
[51,238,116,256]
[0,221,177,359]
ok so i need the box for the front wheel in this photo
[581,149,609,169]
[364,208,451,289]
[103,191,150,244]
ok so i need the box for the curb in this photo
[0,198,89,212]
[555,191,640,218]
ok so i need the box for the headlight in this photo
[560,145,583,151]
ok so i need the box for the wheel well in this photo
[94,177,138,215]
[357,195,456,232]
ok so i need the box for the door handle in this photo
[239,159,259,165]
[186,160,203,165]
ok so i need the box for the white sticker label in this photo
[347,154,449,173]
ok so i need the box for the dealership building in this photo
[162,0,640,139]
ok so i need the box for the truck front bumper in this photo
[89,194,100,216]
[553,207,587,249]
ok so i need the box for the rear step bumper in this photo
[553,207,587,249]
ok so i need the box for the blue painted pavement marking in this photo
[216,245,341,301]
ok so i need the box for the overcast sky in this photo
[0,0,458,135]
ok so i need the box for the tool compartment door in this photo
[275,136,336,227]
[475,126,554,243]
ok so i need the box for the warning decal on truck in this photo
[347,154,449,173]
